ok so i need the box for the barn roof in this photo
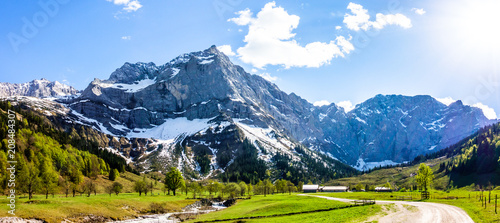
[375,187,391,190]
[302,185,319,190]
[321,186,348,190]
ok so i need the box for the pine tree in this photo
[109,168,117,181]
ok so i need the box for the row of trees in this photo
[132,167,304,199]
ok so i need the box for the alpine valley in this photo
[1,46,496,182]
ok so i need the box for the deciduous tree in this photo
[164,167,184,196]
[134,180,147,196]
[39,158,58,199]
[112,182,123,195]
[416,163,434,192]
[18,161,40,200]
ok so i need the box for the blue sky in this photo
[1,0,499,119]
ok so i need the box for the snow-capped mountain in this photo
[3,46,496,174]
[0,78,79,98]
[309,95,495,170]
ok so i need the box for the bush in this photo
[149,202,166,214]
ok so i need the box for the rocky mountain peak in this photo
[0,79,79,98]
[448,100,464,108]
[108,62,159,84]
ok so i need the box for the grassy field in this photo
[188,194,380,223]
[0,192,194,223]
[313,189,500,223]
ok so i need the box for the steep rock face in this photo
[57,46,497,171]
[62,46,346,178]
[0,79,79,98]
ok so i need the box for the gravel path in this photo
[300,194,474,223]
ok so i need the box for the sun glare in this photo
[440,0,500,57]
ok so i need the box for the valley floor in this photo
[3,190,496,223]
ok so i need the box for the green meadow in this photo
[188,193,380,223]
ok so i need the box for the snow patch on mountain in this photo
[98,78,156,93]
[128,117,213,140]
[354,158,401,171]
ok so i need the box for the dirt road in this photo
[300,194,474,223]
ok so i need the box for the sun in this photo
[435,0,500,63]
[457,0,500,52]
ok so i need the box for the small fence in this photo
[352,199,376,205]
[396,196,413,201]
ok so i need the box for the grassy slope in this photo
[327,157,452,190]
[189,194,380,223]
[95,172,166,193]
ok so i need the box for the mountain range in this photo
[1,46,496,177]
[0,78,79,98]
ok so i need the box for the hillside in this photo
[0,100,141,197]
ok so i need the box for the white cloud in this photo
[106,0,142,12]
[229,8,254,25]
[313,100,330,107]
[337,100,355,112]
[371,13,412,30]
[228,2,353,69]
[121,36,131,40]
[473,103,498,120]
[335,26,342,30]
[412,8,426,15]
[258,72,278,82]
[217,45,236,56]
[343,3,371,31]
[251,68,258,73]
[343,2,412,31]
[436,97,456,106]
